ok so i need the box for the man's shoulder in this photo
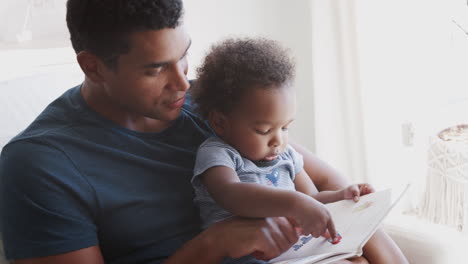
[0,136,75,189]
[8,86,88,146]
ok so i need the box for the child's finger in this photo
[366,184,375,193]
[350,185,360,202]
[329,233,342,244]
[359,184,374,195]
[353,194,360,202]
[326,218,337,241]
[321,230,331,239]
[326,221,342,244]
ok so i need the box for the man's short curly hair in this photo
[66,0,183,68]
[191,37,295,119]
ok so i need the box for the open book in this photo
[270,186,409,264]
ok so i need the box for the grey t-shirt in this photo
[192,137,304,229]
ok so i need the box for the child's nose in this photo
[269,133,283,147]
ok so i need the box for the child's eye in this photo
[255,129,270,135]
[282,127,289,131]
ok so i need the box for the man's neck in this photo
[80,80,172,133]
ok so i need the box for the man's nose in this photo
[170,61,190,92]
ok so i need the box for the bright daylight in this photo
[0,0,467,264]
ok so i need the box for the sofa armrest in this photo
[383,214,467,264]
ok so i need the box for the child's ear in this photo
[208,111,227,136]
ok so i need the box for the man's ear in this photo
[76,51,109,84]
[208,111,227,136]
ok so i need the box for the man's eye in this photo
[146,71,159,76]
[255,129,270,135]
[146,67,164,76]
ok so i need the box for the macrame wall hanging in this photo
[420,124,468,232]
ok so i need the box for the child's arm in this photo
[201,166,337,238]
[294,170,374,204]
[294,170,343,204]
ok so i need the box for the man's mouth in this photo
[167,96,185,109]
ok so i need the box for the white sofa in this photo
[383,213,467,263]
[0,65,467,263]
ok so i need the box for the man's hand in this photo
[203,216,299,261]
[343,184,375,202]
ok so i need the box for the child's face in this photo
[220,85,296,162]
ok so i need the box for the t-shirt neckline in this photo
[71,84,185,139]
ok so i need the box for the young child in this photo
[190,37,373,261]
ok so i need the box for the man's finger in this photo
[252,251,264,260]
[265,218,294,254]
[278,217,300,245]
[256,221,283,260]
[286,217,299,228]
[286,216,303,237]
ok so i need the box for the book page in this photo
[270,187,408,264]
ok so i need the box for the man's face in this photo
[100,26,191,123]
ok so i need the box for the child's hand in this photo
[343,183,374,202]
[321,230,342,244]
[289,195,337,239]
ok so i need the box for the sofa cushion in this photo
[0,65,83,149]
[383,214,468,264]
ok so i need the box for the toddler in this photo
[190,37,373,263]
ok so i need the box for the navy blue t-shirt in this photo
[0,85,214,263]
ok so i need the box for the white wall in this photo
[0,0,317,152]
[184,0,316,151]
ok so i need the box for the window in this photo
[355,0,468,232]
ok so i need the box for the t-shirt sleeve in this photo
[284,145,304,179]
[192,141,239,181]
[0,139,99,260]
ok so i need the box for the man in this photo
[0,0,408,263]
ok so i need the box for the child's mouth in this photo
[263,154,278,161]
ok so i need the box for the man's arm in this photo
[291,142,409,264]
[290,142,349,192]
[164,216,299,263]
[12,246,104,264]
[0,141,100,262]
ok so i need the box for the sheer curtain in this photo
[310,0,368,183]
